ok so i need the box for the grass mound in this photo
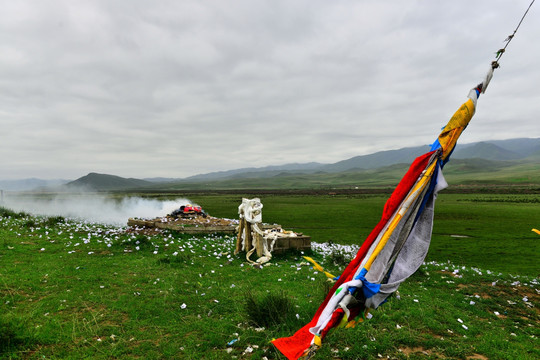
[245,290,293,328]
[0,316,35,354]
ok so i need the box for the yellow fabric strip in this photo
[303,256,336,279]
[364,160,438,271]
[437,98,475,160]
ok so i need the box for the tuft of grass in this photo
[0,206,29,219]
[328,249,349,267]
[43,215,65,227]
[0,316,35,353]
[133,234,154,249]
[22,218,38,228]
[156,254,189,266]
[244,290,294,328]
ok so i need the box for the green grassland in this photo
[1,193,539,359]
[147,159,540,191]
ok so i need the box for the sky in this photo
[1,0,539,181]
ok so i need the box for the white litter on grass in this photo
[181,303,187,309]
[311,242,359,260]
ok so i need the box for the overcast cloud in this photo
[1,0,539,180]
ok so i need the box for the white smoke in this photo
[1,190,196,226]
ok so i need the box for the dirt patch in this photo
[466,354,488,360]
[399,346,447,358]
[400,346,431,356]
[456,285,492,299]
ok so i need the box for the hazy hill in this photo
[143,177,182,183]
[184,162,325,181]
[480,138,540,157]
[65,172,152,191]
[523,147,540,161]
[320,146,427,173]
[452,142,522,160]
[0,178,68,191]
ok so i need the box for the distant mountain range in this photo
[2,138,539,191]
[182,138,540,181]
[0,178,69,192]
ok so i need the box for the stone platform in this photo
[270,235,312,253]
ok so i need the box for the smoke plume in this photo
[1,190,195,226]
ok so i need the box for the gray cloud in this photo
[1,0,539,180]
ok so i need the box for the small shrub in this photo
[156,254,189,266]
[0,206,28,219]
[134,235,154,249]
[318,278,334,302]
[328,248,349,267]
[22,219,37,228]
[0,317,34,353]
[244,290,293,328]
[43,216,65,227]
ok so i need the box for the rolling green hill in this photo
[65,172,153,191]
[145,158,539,191]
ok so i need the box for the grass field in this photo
[1,193,539,359]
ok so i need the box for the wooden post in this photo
[255,232,264,257]
[244,222,253,253]
[235,218,245,255]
